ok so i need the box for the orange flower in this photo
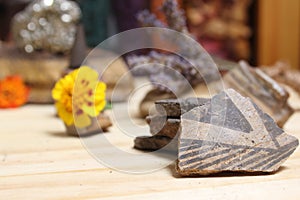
[0,76,30,108]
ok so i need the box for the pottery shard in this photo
[223,61,294,127]
[177,89,299,176]
[66,113,112,137]
[155,97,210,117]
[146,115,180,138]
[134,135,177,152]
[140,89,176,118]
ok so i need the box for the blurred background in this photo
[0,0,299,69]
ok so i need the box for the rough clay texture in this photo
[155,97,210,117]
[177,89,299,176]
[146,115,180,138]
[134,135,177,152]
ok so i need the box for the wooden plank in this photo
[257,0,300,69]
[0,92,300,199]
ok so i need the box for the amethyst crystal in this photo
[128,51,205,93]
[128,0,219,94]
[161,0,188,33]
[136,10,166,28]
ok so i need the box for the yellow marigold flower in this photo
[52,66,106,128]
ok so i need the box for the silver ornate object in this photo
[12,0,81,54]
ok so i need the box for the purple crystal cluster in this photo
[127,0,218,94]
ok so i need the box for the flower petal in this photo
[77,66,99,84]
[56,102,74,125]
[82,103,99,117]
[95,100,106,112]
[74,113,91,128]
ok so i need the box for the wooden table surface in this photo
[1,89,300,200]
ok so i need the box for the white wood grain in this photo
[0,92,299,200]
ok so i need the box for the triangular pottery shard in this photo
[177,89,299,176]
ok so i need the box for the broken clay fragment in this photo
[177,89,299,176]
[146,115,180,138]
[155,97,210,117]
[65,113,112,137]
[134,135,177,152]
[223,61,294,127]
